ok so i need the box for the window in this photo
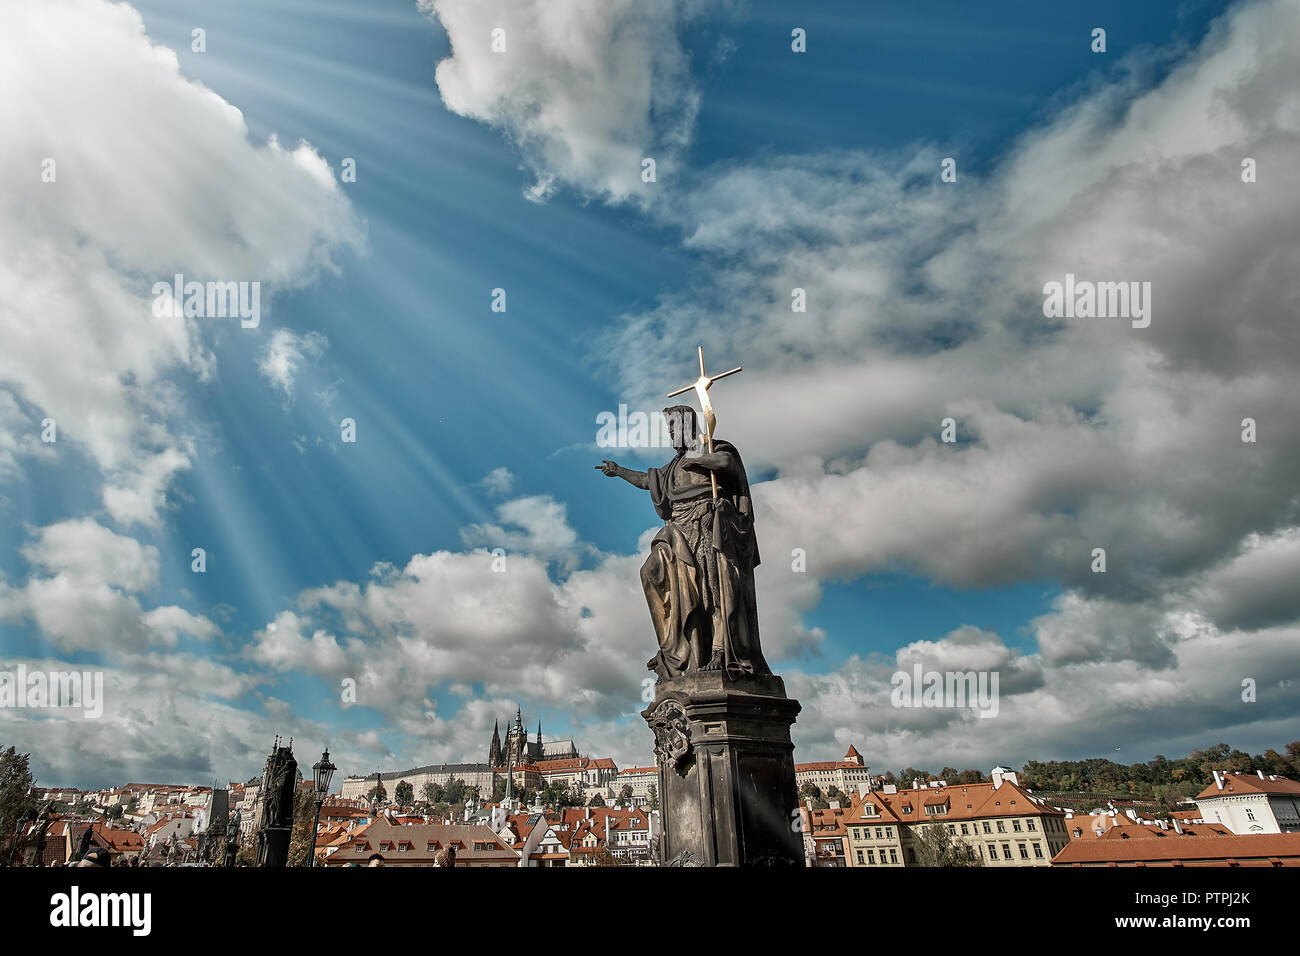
[1027,819,1037,832]
[1072,828,1082,838]
[988,844,998,860]
[961,824,969,835]
[875,827,883,840]
[1246,809,1256,821]
[1033,843,1043,859]
[867,849,876,864]
[906,848,915,863]
[889,848,898,864]
[1018,844,1029,859]
[1001,843,1011,858]
[946,824,955,834]
[996,821,1006,833]
[1013,819,1022,832]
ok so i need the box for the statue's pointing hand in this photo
[596,460,620,477]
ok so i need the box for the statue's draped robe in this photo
[642,439,770,680]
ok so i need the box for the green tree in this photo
[394,781,414,806]
[798,782,828,810]
[286,787,319,867]
[445,778,466,805]
[616,784,635,808]
[913,823,982,867]
[648,785,658,811]
[0,746,37,866]
[421,781,443,805]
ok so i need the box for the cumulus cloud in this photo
[478,465,516,495]
[0,0,362,526]
[1,519,218,653]
[257,329,329,402]
[420,0,705,202]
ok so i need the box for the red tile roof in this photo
[1195,772,1300,800]
[1054,832,1300,865]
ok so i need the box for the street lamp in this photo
[309,749,337,868]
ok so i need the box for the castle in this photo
[489,708,578,767]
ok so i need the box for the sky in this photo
[1,0,1298,790]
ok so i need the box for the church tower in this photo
[489,720,502,767]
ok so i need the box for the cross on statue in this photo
[667,345,742,499]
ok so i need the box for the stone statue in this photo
[597,349,770,681]
[611,349,804,867]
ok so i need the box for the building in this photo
[323,819,519,867]
[489,708,579,767]
[1194,770,1300,834]
[844,767,1069,867]
[1063,807,1231,840]
[615,766,658,806]
[1052,831,1300,866]
[537,756,618,793]
[338,763,496,803]
[795,744,873,797]
[801,798,859,867]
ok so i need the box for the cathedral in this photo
[489,708,578,767]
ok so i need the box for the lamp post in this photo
[309,749,337,867]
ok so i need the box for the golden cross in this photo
[667,345,742,498]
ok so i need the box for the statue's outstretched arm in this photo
[596,460,649,489]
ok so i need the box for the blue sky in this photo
[2,0,1298,789]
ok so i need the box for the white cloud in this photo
[2,519,218,653]
[257,328,329,402]
[0,0,362,526]
[420,0,705,203]
[478,466,516,495]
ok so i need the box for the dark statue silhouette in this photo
[598,404,769,682]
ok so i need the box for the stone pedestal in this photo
[642,671,802,867]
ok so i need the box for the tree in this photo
[616,784,635,808]
[286,787,319,867]
[798,782,828,810]
[422,781,443,805]
[445,778,466,805]
[366,785,386,805]
[394,781,414,806]
[913,823,982,867]
[0,746,37,866]
[592,846,622,866]
[648,785,658,811]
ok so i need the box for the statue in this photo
[607,348,804,867]
[597,347,769,681]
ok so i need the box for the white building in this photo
[1195,771,1300,833]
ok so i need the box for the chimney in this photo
[1172,818,1183,834]
[1212,770,1224,790]
[913,778,921,790]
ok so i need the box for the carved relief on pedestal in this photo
[648,700,693,773]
